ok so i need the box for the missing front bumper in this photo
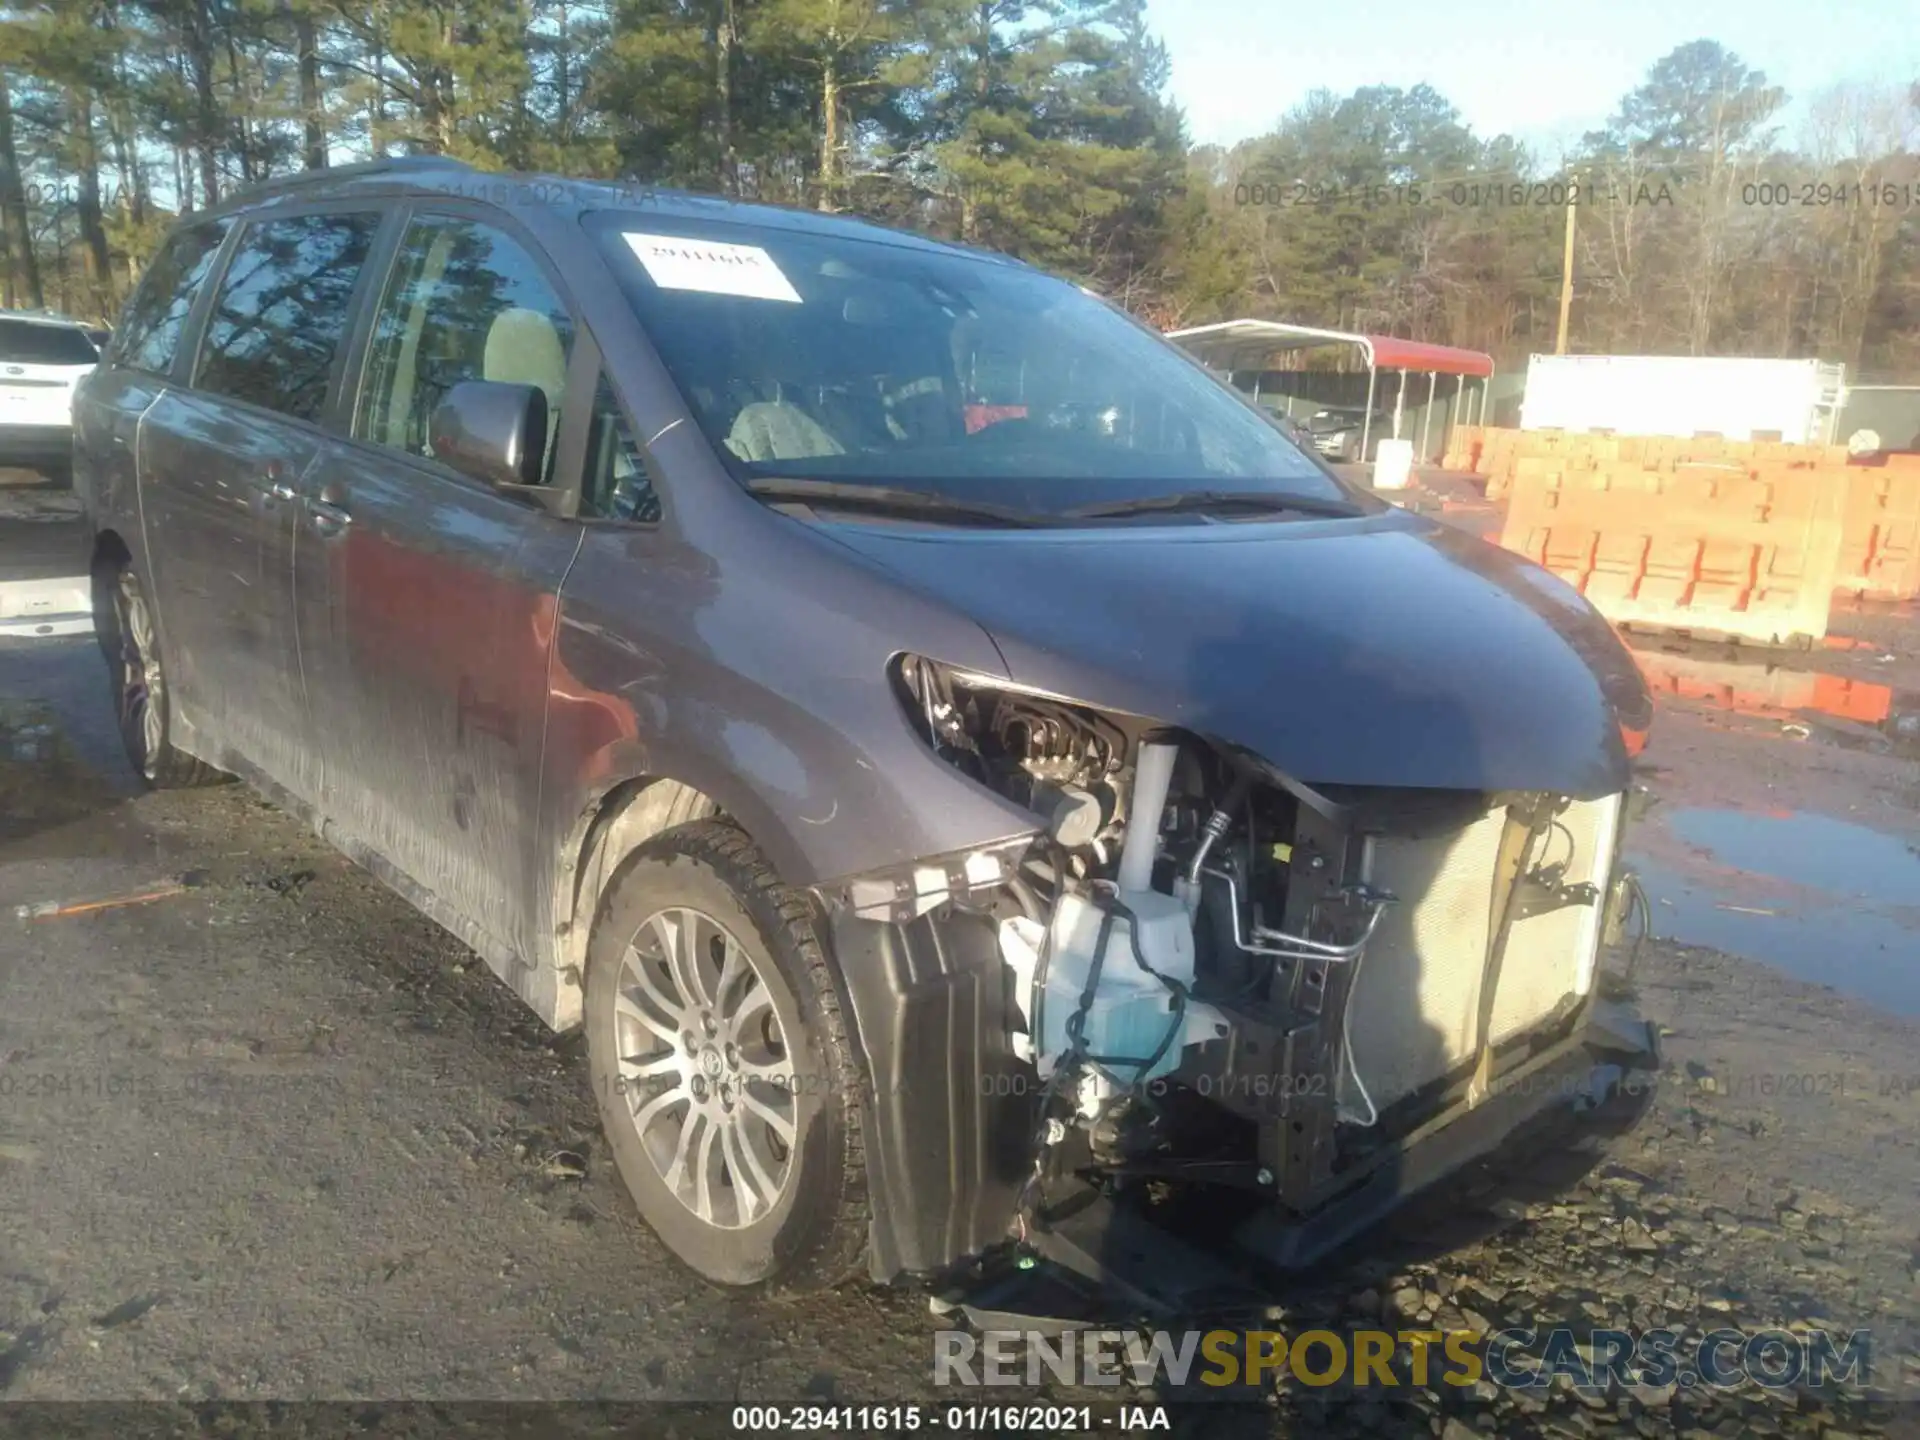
[831,785,1649,1296]
[1229,995,1658,1271]
[972,998,1659,1321]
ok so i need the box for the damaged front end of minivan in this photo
[822,653,1658,1303]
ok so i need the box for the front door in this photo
[139,210,384,796]
[293,210,586,963]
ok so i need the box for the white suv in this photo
[0,311,101,479]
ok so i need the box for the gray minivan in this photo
[75,158,1657,1297]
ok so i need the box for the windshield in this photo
[587,213,1361,518]
[0,318,98,366]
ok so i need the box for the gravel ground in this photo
[0,478,88,583]
[2,600,1918,1438]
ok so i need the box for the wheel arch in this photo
[549,775,725,1030]
[543,708,888,1031]
[549,771,1021,1285]
[89,527,134,606]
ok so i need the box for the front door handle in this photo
[306,485,352,536]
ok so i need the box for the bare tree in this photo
[0,71,45,308]
[1800,80,1920,367]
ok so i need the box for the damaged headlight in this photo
[892,656,1239,1111]
[832,839,1035,924]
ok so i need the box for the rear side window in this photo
[194,212,382,423]
[0,319,98,366]
[111,220,229,375]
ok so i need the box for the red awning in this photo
[1168,320,1495,379]
[1363,336,1494,378]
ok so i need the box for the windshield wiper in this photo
[1063,489,1363,521]
[746,476,1059,528]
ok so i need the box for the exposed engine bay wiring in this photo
[891,654,1631,1231]
[1619,871,1654,985]
[1339,942,1379,1128]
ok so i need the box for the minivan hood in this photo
[819,508,1650,797]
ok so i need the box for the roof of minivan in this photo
[200,157,1027,269]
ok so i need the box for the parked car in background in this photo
[1209,375,1320,454]
[1263,405,1317,449]
[1306,403,1395,461]
[75,158,1656,1298]
[0,311,100,481]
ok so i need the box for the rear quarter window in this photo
[110,220,231,375]
[0,318,99,366]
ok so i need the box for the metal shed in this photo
[1169,319,1496,464]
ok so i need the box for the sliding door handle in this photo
[253,460,298,505]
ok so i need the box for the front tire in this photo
[95,562,224,789]
[585,820,869,1291]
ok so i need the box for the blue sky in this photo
[1148,0,1919,158]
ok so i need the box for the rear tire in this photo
[95,561,225,789]
[584,819,869,1292]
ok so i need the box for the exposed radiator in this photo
[1343,793,1622,1110]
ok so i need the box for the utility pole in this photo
[1555,175,1578,355]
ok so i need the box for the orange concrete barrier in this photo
[1500,461,1847,645]
[1812,671,1896,724]
[1836,460,1920,599]
[1475,430,1861,491]
[1473,429,1919,602]
[1480,428,1525,497]
[1477,427,1612,497]
[1754,440,1812,465]
[1638,436,1682,472]
[1442,424,1485,471]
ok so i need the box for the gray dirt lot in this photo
[0,479,88,584]
[2,567,1919,1435]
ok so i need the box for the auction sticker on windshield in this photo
[623,232,802,303]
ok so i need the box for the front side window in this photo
[112,220,229,376]
[579,374,660,522]
[194,212,382,422]
[355,216,575,481]
[586,213,1358,522]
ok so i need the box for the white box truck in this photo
[1519,354,1846,444]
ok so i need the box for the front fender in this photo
[540,510,1046,897]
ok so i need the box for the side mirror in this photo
[429,380,548,490]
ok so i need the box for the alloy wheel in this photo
[113,574,165,780]
[611,907,797,1229]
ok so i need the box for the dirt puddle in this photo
[1626,805,1920,1017]
[0,696,117,845]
